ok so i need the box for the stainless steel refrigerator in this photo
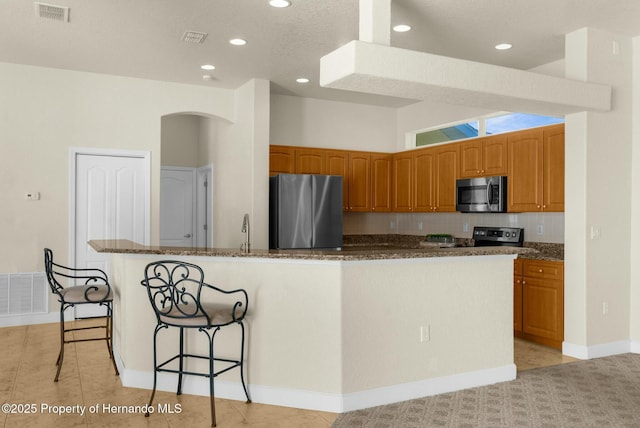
[269,174,343,249]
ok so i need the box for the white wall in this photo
[270,94,397,152]
[0,61,256,273]
[161,114,201,167]
[630,36,640,348]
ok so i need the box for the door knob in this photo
[184,234,192,238]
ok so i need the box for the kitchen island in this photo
[91,239,527,413]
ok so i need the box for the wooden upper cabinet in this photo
[392,152,413,212]
[370,153,392,212]
[413,144,459,212]
[482,135,508,176]
[325,150,349,209]
[507,124,564,212]
[269,145,295,176]
[507,129,544,212]
[433,144,459,212]
[460,135,507,178]
[270,123,562,214]
[459,140,483,178]
[295,148,325,174]
[347,152,371,212]
[413,148,435,212]
[542,124,565,212]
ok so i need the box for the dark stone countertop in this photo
[343,235,564,262]
[89,239,540,262]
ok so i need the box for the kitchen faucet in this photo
[241,213,250,253]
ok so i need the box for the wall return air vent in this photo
[34,2,70,22]
[181,31,208,44]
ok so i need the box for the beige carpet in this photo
[332,353,640,427]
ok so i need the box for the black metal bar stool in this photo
[140,260,250,427]
[43,248,119,382]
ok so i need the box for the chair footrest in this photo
[156,353,242,378]
[74,315,111,320]
[63,336,110,345]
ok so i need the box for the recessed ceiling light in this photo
[296,77,310,84]
[495,43,512,50]
[201,64,215,71]
[229,38,247,46]
[269,0,291,7]
[393,24,411,33]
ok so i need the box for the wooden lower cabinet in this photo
[513,259,524,333]
[514,259,564,349]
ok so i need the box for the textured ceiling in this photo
[1,0,639,107]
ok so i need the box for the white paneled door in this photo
[160,167,195,247]
[73,151,149,317]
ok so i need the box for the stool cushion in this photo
[159,302,241,327]
[59,284,113,303]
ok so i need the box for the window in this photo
[485,113,564,135]
[415,113,563,147]
[416,121,478,146]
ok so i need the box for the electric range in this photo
[472,226,524,247]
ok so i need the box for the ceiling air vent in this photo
[182,31,208,44]
[34,2,70,22]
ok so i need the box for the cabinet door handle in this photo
[538,269,543,273]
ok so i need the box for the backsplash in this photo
[343,212,564,243]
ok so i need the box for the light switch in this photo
[590,226,601,240]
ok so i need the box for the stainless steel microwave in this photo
[456,176,507,213]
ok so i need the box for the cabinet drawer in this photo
[523,260,563,280]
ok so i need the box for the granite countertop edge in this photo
[89,239,563,262]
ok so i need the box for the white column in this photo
[564,28,633,358]
[359,0,391,45]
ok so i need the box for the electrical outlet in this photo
[602,302,609,315]
[463,223,469,232]
[418,222,423,231]
[420,325,430,342]
[537,225,544,235]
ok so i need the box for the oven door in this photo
[456,176,507,213]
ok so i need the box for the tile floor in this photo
[0,322,575,428]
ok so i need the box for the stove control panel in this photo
[473,226,524,247]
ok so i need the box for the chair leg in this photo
[54,306,65,382]
[177,327,184,395]
[208,332,217,428]
[145,325,162,417]
[238,321,251,403]
[106,304,119,376]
